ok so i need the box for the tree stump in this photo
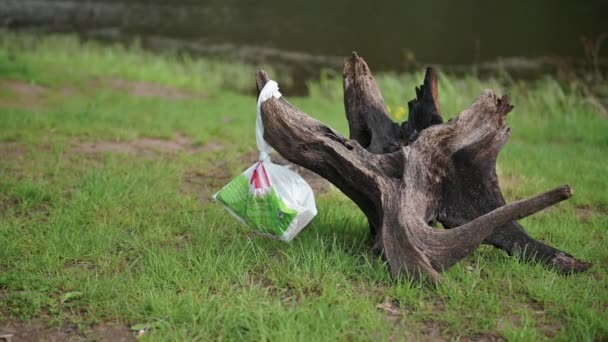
[256,53,591,283]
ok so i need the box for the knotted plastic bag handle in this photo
[256,80,282,162]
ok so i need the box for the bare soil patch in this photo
[575,204,607,222]
[182,160,232,204]
[0,76,206,111]
[378,297,507,341]
[0,142,27,161]
[411,320,505,342]
[0,80,48,109]
[0,79,82,110]
[95,77,205,100]
[460,332,504,341]
[527,297,562,339]
[0,320,134,342]
[0,196,18,217]
[416,321,450,342]
[67,135,211,157]
[0,141,32,182]
[2,80,47,98]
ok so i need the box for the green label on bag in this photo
[215,175,298,237]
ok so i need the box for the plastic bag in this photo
[214,80,317,242]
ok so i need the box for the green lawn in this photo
[0,32,606,341]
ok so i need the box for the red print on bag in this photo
[250,162,271,197]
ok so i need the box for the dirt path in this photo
[0,320,134,342]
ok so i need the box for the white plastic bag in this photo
[214,80,317,242]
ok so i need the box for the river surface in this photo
[2,0,607,86]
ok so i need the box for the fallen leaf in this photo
[130,324,148,331]
[0,333,14,342]
[61,291,83,303]
[377,297,402,316]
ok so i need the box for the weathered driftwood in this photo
[256,53,591,282]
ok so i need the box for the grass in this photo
[0,31,606,341]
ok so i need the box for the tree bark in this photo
[255,54,591,282]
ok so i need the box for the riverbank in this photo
[0,32,606,341]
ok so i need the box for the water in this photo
[2,0,607,85]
